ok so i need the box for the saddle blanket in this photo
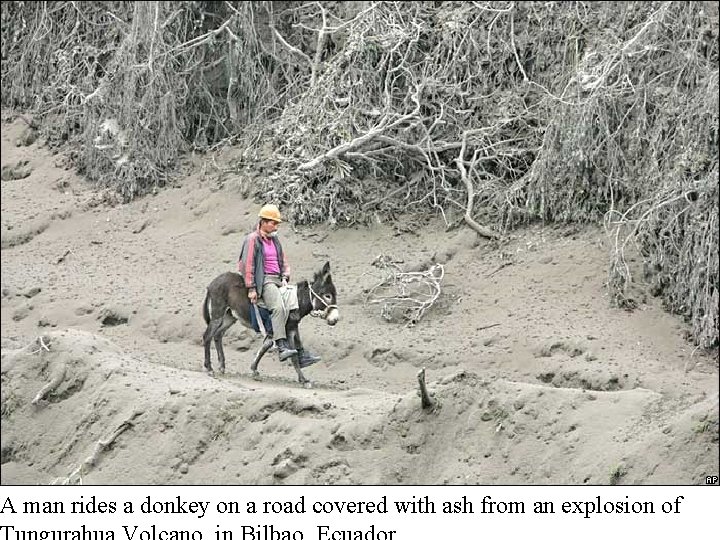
[250,285,299,335]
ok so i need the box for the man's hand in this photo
[281,276,289,287]
[248,289,258,303]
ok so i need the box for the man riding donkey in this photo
[238,204,320,365]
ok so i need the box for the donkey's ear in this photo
[321,261,332,283]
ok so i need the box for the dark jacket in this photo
[238,227,290,292]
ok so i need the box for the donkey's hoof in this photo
[302,381,313,389]
[251,370,260,380]
[206,369,215,378]
[218,368,225,376]
[298,356,321,369]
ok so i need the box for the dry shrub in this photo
[1,2,288,200]
[501,3,718,348]
[2,2,717,347]
[234,2,581,225]
[232,2,719,346]
[607,169,718,349]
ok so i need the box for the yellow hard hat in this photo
[258,204,282,222]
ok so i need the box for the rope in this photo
[253,303,268,337]
[308,284,337,318]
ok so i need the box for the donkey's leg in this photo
[203,318,224,374]
[288,326,303,355]
[291,327,321,368]
[213,312,237,375]
[250,336,274,378]
[290,355,309,385]
[286,326,309,385]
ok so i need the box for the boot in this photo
[275,339,297,361]
[297,349,321,368]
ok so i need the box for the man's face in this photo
[260,219,280,236]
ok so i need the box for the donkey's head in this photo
[309,261,339,326]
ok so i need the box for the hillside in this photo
[2,116,718,485]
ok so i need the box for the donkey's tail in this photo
[202,290,211,325]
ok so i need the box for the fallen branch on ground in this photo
[32,363,65,406]
[477,323,501,331]
[366,255,444,326]
[485,261,513,277]
[52,410,143,485]
[417,368,435,410]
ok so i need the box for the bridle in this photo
[308,283,337,319]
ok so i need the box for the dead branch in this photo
[32,364,65,405]
[509,8,528,83]
[38,336,51,352]
[477,323,501,331]
[455,131,501,240]
[297,83,423,173]
[417,368,435,410]
[366,255,444,326]
[269,20,313,66]
[52,410,143,485]
[485,261,513,277]
[310,2,329,87]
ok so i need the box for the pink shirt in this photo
[261,237,281,275]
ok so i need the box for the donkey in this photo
[202,262,339,384]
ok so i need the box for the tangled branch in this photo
[52,410,143,485]
[3,1,717,347]
[365,255,444,327]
